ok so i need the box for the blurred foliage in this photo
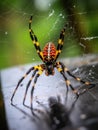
[0,0,98,69]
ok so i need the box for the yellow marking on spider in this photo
[34,66,38,69]
[33,40,36,44]
[63,31,65,33]
[34,66,40,70]
[64,67,68,72]
[40,52,43,57]
[29,29,32,32]
[56,51,58,56]
[62,32,65,35]
[61,41,64,45]
[56,50,61,54]
[58,39,62,44]
[58,50,61,53]
[35,42,40,46]
[38,66,43,71]
[85,81,90,85]
[29,20,32,23]
[76,77,81,81]
[24,74,27,78]
[55,51,61,58]
[57,67,62,72]
[30,77,33,80]
[62,42,64,45]
[37,50,40,53]
[38,71,43,75]
[35,66,43,72]
[66,80,71,86]
[56,62,60,66]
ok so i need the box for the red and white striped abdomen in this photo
[42,42,56,63]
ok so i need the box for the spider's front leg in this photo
[29,16,43,61]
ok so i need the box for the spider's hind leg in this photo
[23,69,38,109]
[58,62,95,96]
[61,70,79,99]
[11,66,34,106]
[56,62,79,102]
[30,69,44,114]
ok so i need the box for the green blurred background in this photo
[0,0,98,69]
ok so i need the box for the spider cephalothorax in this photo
[11,16,95,114]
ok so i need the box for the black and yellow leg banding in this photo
[11,67,34,104]
[67,71,91,85]
[57,27,65,51]
[30,72,41,112]
[58,62,93,86]
[23,69,38,108]
[29,16,43,60]
[57,65,76,93]
[55,50,61,60]
[34,65,43,71]
[55,27,65,61]
[56,61,95,96]
[57,67,62,73]
[29,30,41,52]
[60,70,78,96]
[29,31,43,60]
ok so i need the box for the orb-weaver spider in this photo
[11,16,94,113]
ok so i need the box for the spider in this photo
[11,16,94,113]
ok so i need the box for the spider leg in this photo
[56,65,79,101]
[60,72,69,101]
[55,24,67,61]
[29,16,43,60]
[23,69,38,108]
[30,70,43,114]
[11,66,34,105]
[58,62,95,95]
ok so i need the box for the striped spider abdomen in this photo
[43,42,56,63]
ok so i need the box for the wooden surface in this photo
[1,55,98,130]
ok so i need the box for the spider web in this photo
[0,0,98,80]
